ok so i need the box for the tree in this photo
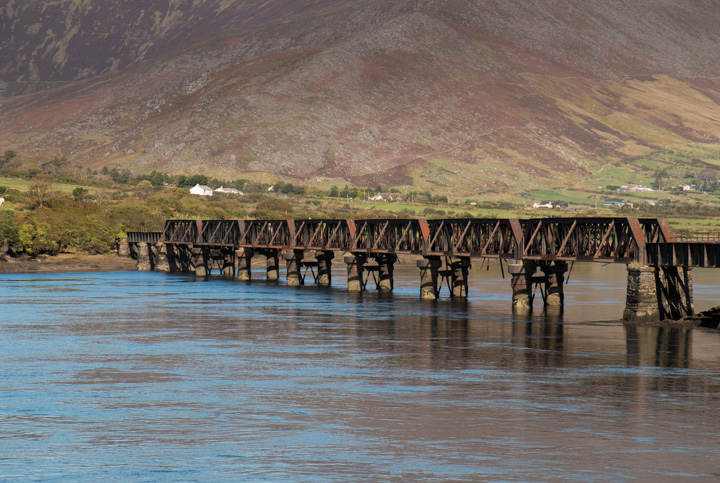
[329,185,339,197]
[0,149,17,168]
[695,168,718,191]
[27,178,53,208]
[41,155,68,175]
[72,187,89,202]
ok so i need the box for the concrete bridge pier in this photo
[377,254,396,291]
[168,244,194,273]
[345,254,366,292]
[449,257,471,298]
[154,243,170,272]
[509,261,537,314]
[236,248,254,280]
[540,261,567,309]
[285,250,304,286]
[118,238,130,257]
[624,265,694,322]
[193,247,209,277]
[136,242,153,271]
[418,257,442,300]
[316,251,334,286]
[261,249,280,281]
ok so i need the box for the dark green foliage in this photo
[177,174,208,188]
[0,149,17,168]
[72,187,89,202]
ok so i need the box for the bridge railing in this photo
[126,231,162,244]
[153,216,716,266]
[239,220,292,249]
[197,220,241,246]
[162,220,199,244]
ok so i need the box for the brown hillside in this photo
[2,0,720,192]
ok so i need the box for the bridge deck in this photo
[127,217,720,268]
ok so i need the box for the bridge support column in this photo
[264,249,280,281]
[418,257,441,300]
[377,254,396,291]
[136,242,152,271]
[316,251,334,287]
[450,257,471,298]
[193,247,208,277]
[626,265,694,322]
[236,248,254,280]
[169,244,193,273]
[345,254,366,292]
[285,250,304,286]
[657,266,694,320]
[509,261,537,314]
[541,261,567,309]
[118,238,130,257]
[623,265,660,322]
[154,243,170,272]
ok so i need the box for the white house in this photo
[189,184,213,196]
[215,186,243,195]
[532,201,553,209]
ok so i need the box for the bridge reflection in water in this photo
[125,216,720,322]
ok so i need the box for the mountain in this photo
[2,0,720,194]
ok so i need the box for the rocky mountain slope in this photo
[2,0,720,193]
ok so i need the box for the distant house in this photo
[602,200,625,207]
[618,185,654,193]
[215,186,243,195]
[677,184,696,191]
[370,193,406,202]
[532,201,553,209]
[189,184,213,196]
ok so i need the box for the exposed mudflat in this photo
[0,254,137,274]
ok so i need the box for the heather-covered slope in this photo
[2,0,720,193]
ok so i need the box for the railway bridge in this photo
[124,217,720,322]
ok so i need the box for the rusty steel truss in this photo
[127,217,720,268]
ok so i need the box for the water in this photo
[1,262,719,481]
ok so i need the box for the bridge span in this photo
[124,217,720,322]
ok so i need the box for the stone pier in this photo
[168,244,194,273]
[154,243,170,272]
[285,250,304,286]
[624,265,694,322]
[193,247,209,277]
[377,254,396,291]
[136,242,153,271]
[418,257,441,300]
[236,248,253,280]
[540,261,567,309]
[508,261,536,314]
[262,249,280,281]
[118,238,130,257]
[316,251,334,287]
[449,257,471,298]
[345,254,366,292]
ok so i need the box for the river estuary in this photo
[1,262,719,481]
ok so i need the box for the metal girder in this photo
[153,217,718,267]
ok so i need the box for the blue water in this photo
[0,264,719,481]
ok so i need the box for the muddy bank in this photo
[0,253,137,274]
[679,306,720,330]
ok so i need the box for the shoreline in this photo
[0,253,137,274]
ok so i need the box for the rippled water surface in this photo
[1,263,719,481]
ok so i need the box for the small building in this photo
[532,201,553,209]
[189,184,213,196]
[677,184,696,191]
[215,186,243,195]
[602,200,625,208]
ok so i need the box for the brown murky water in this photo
[1,262,718,481]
